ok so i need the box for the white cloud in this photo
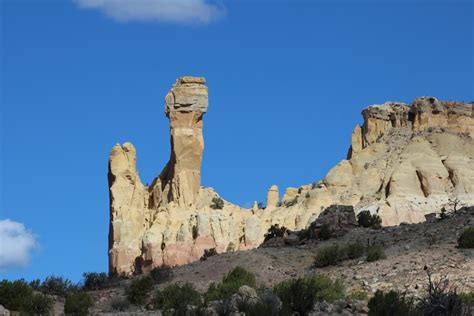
[74,0,226,24]
[0,219,38,270]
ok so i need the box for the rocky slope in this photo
[86,207,474,315]
[108,76,474,275]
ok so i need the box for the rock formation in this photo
[108,77,474,275]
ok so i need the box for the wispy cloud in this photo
[0,219,38,270]
[74,0,226,24]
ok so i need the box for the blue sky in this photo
[1,0,472,282]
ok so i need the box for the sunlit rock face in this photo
[108,79,474,275]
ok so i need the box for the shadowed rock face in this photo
[108,79,474,275]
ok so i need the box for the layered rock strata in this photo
[108,78,474,275]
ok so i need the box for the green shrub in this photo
[368,290,420,316]
[313,245,342,267]
[210,197,224,210]
[458,292,474,305]
[126,276,154,305]
[83,272,108,291]
[274,274,344,315]
[366,245,386,262]
[24,293,53,315]
[205,266,256,301]
[40,275,74,297]
[264,224,288,242]
[29,279,41,290]
[150,265,173,284]
[0,279,33,311]
[458,227,474,248]
[153,282,202,314]
[345,242,366,259]
[348,290,369,301]
[319,224,333,240]
[200,248,217,261]
[64,292,92,316]
[110,297,130,311]
[357,211,382,229]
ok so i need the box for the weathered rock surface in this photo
[108,77,474,274]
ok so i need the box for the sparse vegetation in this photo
[366,245,386,262]
[126,275,154,305]
[457,227,474,248]
[40,275,75,297]
[226,242,236,252]
[205,266,256,301]
[357,211,382,229]
[419,269,463,315]
[0,279,34,312]
[64,292,93,316]
[153,282,202,314]
[200,247,217,261]
[368,290,420,316]
[274,274,344,315]
[264,224,288,242]
[314,242,366,267]
[25,293,54,315]
[210,197,224,209]
[150,265,173,284]
[314,245,342,267]
[83,272,108,291]
[345,241,366,259]
[348,290,369,301]
[110,297,130,311]
[319,224,333,240]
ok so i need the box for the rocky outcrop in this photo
[149,76,208,208]
[108,78,474,274]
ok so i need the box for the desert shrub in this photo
[29,279,41,290]
[319,224,333,240]
[83,272,108,291]
[366,245,386,262]
[345,242,366,259]
[0,279,33,311]
[24,293,53,315]
[210,197,224,210]
[368,290,420,316]
[40,275,74,297]
[126,276,154,305]
[239,300,275,316]
[226,242,235,252]
[264,224,288,242]
[357,211,382,229]
[274,274,344,315]
[348,290,369,301]
[313,245,342,267]
[205,266,256,301]
[150,265,173,284]
[110,297,130,311]
[458,292,474,305]
[419,271,463,316]
[64,292,92,316]
[153,282,202,314]
[200,248,217,261]
[458,227,474,248]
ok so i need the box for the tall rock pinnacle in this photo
[149,76,208,208]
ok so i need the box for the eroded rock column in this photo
[150,77,208,208]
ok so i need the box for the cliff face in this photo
[108,77,474,275]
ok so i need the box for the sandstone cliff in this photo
[108,77,474,275]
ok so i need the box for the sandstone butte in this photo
[108,76,474,275]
